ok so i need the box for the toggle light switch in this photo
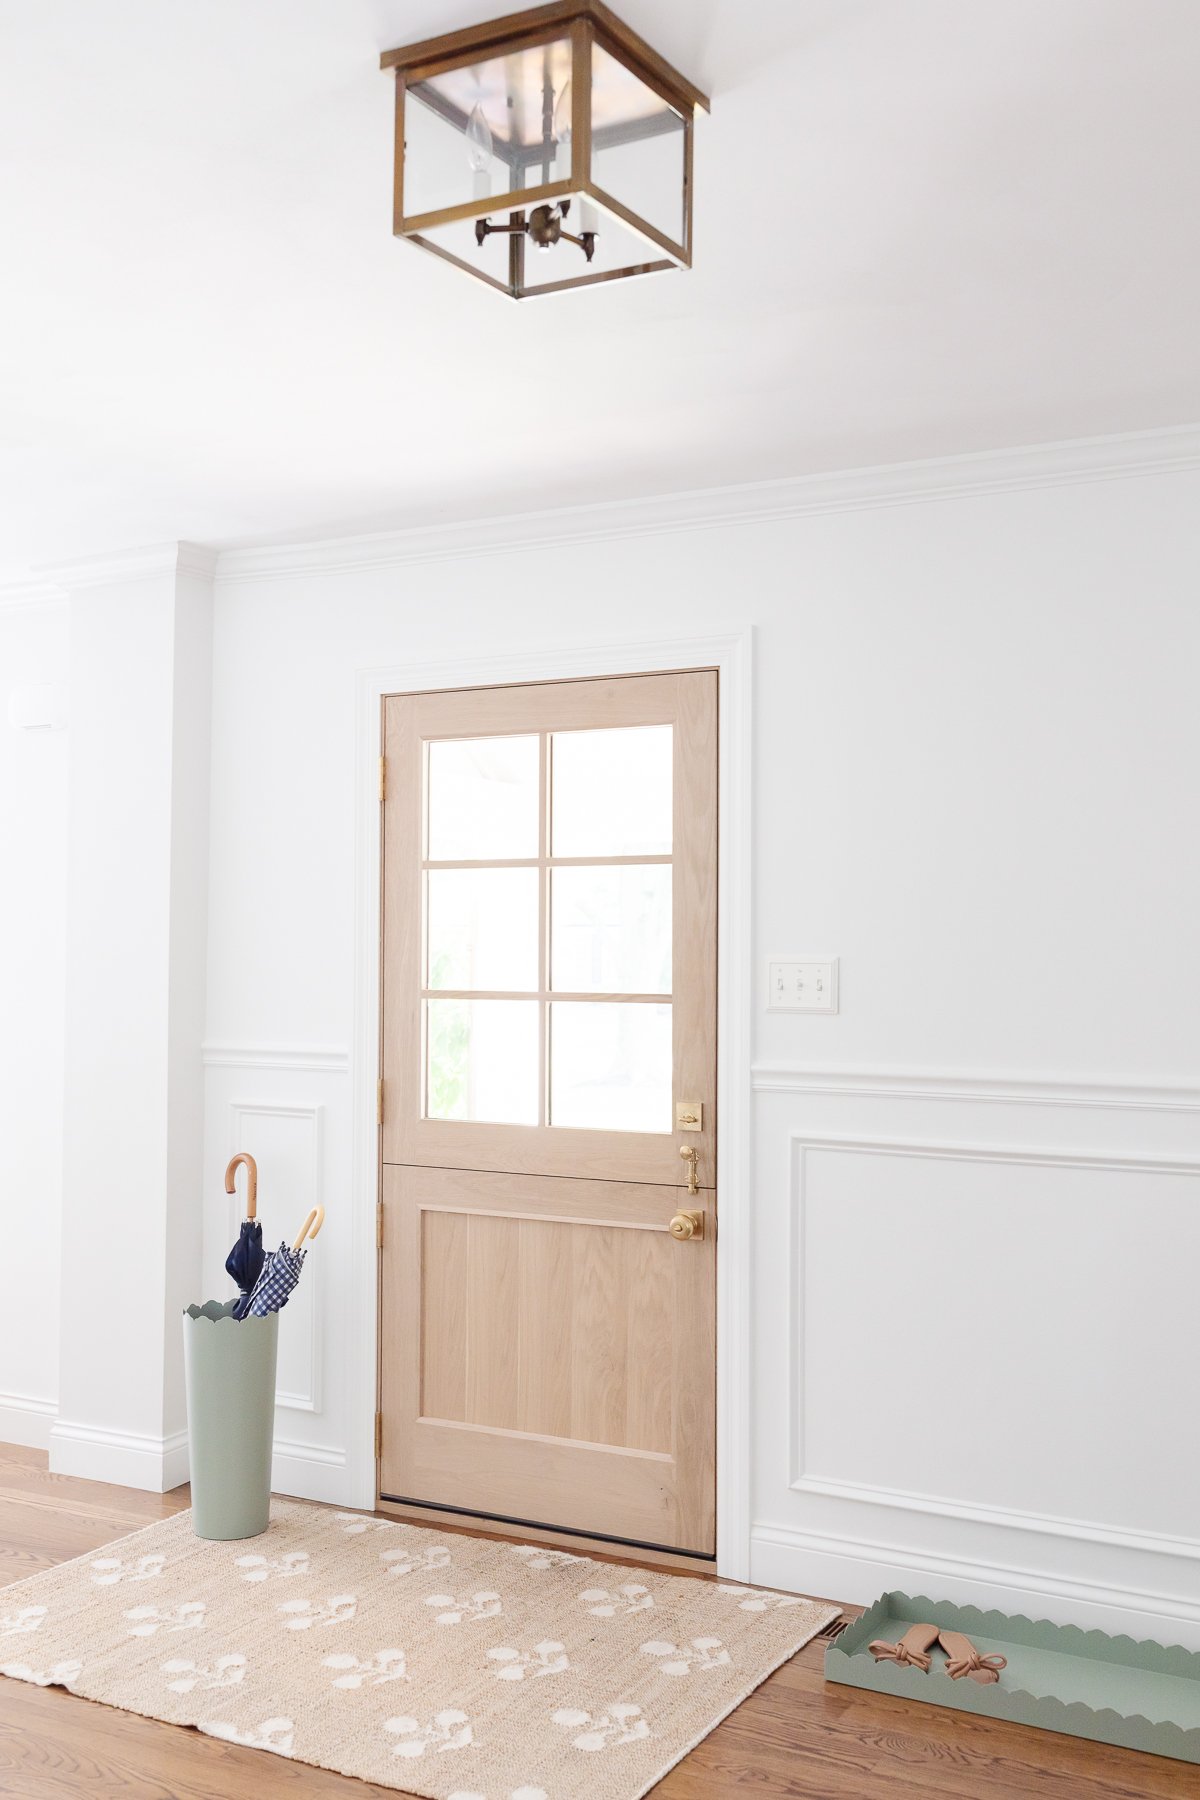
[767,957,839,1013]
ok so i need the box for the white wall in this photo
[52,554,212,1492]
[200,448,1200,1643]
[0,601,69,1446]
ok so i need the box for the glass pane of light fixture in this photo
[428,868,539,991]
[551,865,671,994]
[551,725,672,857]
[427,735,539,861]
[589,42,686,246]
[549,1001,672,1132]
[426,998,539,1123]
[403,38,573,220]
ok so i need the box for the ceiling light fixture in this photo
[380,0,710,299]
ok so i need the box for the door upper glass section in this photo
[427,735,539,860]
[422,721,673,1132]
[427,867,539,991]
[550,724,672,857]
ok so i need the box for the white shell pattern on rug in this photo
[640,1636,732,1676]
[425,1590,502,1627]
[486,1639,571,1680]
[235,1550,310,1582]
[161,1652,248,1693]
[0,1658,83,1687]
[124,1601,206,1636]
[324,1648,410,1688]
[579,1583,655,1618]
[0,1498,836,1800]
[91,1554,165,1586]
[203,1714,295,1755]
[0,1605,47,1637]
[382,1543,453,1579]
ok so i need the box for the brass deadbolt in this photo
[669,1209,704,1242]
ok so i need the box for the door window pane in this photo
[549,1001,671,1132]
[428,735,539,860]
[551,864,671,994]
[550,725,672,857]
[426,998,538,1124]
[427,868,538,991]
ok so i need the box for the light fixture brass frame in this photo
[380,0,710,298]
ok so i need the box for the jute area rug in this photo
[0,1498,835,1799]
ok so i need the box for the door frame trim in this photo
[350,628,753,1580]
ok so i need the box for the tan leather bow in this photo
[868,1623,940,1672]
[938,1630,1007,1684]
[944,1650,1007,1682]
[868,1638,932,1671]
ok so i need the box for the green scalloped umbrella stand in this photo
[182,1301,279,1540]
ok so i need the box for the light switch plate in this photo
[767,956,839,1013]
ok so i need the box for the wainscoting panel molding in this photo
[205,1043,350,1073]
[787,1134,1200,1558]
[752,1063,1200,1114]
[203,1047,353,1505]
[752,1076,1200,1647]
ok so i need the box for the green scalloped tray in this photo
[825,1592,1200,1765]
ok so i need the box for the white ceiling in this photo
[2,0,1198,577]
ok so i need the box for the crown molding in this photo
[0,579,68,616]
[30,540,218,596]
[3,422,1197,602]
[214,421,1200,585]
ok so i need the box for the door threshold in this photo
[377,1492,717,1574]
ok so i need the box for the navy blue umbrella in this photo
[224,1153,265,1321]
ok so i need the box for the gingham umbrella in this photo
[245,1207,324,1318]
[223,1153,265,1321]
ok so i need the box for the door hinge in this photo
[374,1411,383,1459]
[376,1200,385,1249]
[379,755,387,802]
[377,1077,384,1125]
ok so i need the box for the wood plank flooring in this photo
[1,1443,1197,1799]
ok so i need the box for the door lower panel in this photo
[379,1164,715,1555]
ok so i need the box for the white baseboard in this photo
[0,1391,57,1451]
[49,1419,190,1494]
[272,1437,350,1507]
[45,1418,349,1507]
[750,1523,1200,1652]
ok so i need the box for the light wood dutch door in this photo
[379,671,717,1555]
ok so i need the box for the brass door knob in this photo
[669,1210,704,1241]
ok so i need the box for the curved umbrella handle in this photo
[292,1205,325,1252]
[225,1152,258,1221]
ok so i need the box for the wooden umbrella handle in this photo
[292,1205,325,1252]
[225,1153,258,1221]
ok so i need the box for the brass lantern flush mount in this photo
[380,0,710,299]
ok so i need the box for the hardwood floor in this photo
[1,1442,1197,1799]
